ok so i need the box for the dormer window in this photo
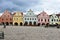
[43,14,44,16]
[4,15,6,17]
[30,13,31,15]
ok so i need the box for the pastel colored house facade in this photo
[1,10,13,25]
[56,13,60,25]
[24,9,38,26]
[37,11,49,25]
[49,14,59,25]
[13,12,23,26]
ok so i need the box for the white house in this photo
[24,9,38,26]
[49,13,59,25]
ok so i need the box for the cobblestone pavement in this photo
[0,26,60,40]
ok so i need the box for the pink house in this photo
[37,11,49,25]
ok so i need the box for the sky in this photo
[0,0,60,15]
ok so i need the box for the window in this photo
[38,19,40,21]
[30,13,31,15]
[30,18,31,20]
[52,19,53,21]
[25,18,26,20]
[41,19,43,21]
[48,19,49,21]
[45,19,46,22]
[35,18,36,20]
[27,18,29,20]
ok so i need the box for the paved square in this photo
[0,26,60,40]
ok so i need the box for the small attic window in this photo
[30,13,31,15]
[43,14,44,16]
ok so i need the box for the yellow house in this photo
[13,12,23,26]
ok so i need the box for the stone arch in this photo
[46,23,49,26]
[33,21,36,26]
[20,22,23,26]
[42,23,45,25]
[24,21,28,26]
[6,22,9,25]
[2,22,4,25]
[46,23,49,25]
[10,22,13,25]
[29,21,32,26]
[38,23,40,26]
[14,22,18,26]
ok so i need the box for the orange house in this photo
[1,10,13,25]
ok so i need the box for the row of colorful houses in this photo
[0,9,60,26]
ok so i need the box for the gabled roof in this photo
[13,12,16,15]
[40,11,46,14]
[13,11,23,16]
[28,9,33,12]
[1,10,13,17]
[49,15,52,17]
[38,11,47,16]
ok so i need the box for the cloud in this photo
[30,0,60,15]
[0,0,39,12]
[0,0,60,15]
